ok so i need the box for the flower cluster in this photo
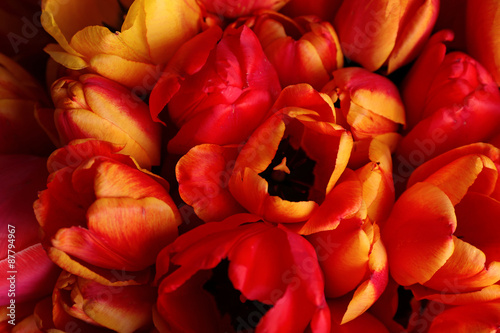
[1,0,499,332]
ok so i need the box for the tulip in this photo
[322,67,405,168]
[41,0,203,88]
[383,143,500,305]
[176,84,352,223]
[0,53,54,155]
[198,0,290,18]
[466,0,500,86]
[150,25,282,155]
[38,73,162,169]
[428,301,500,333]
[34,271,157,332]
[33,140,181,284]
[155,213,330,333]
[397,30,500,174]
[333,0,439,73]
[232,10,343,90]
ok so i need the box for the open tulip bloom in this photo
[1,0,500,332]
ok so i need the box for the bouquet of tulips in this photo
[1,0,500,332]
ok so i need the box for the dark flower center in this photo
[259,137,316,202]
[204,260,272,332]
[102,0,128,33]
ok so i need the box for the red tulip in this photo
[155,214,330,333]
[176,84,352,223]
[38,73,162,169]
[383,143,500,305]
[466,0,500,86]
[149,25,282,155]
[0,53,54,155]
[33,140,181,283]
[334,0,439,73]
[396,30,500,176]
[232,10,343,90]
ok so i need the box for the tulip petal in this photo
[149,26,223,123]
[89,54,161,89]
[411,283,500,305]
[43,43,87,70]
[78,279,156,333]
[428,301,500,333]
[334,0,400,71]
[386,0,439,73]
[157,270,224,333]
[70,26,147,62]
[382,182,456,286]
[0,244,60,305]
[301,170,363,234]
[422,154,497,205]
[176,144,246,222]
[401,30,454,130]
[407,143,500,188]
[454,193,500,262]
[52,197,178,271]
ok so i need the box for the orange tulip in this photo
[322,67,405,168]
[34,140,181,283]
[232,10,343,90]
[42,73,162,169]
[383,143,500,305]
[34,270,156,332]
[334,0,439,73]
[0,53,54,155]
[176,84,352,223]
[466,0,500,86]
[41,0,203,88]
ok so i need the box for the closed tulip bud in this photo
[233,10,343,90]
[397,30,500,171]
[0,53,54,155]
[49,74,161,169]
[34,140,181,283]
[334,0,439,73]
[41,0,203,88]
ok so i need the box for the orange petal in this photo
[422,154,498,206]
[386,0,439,73]
[301,170,363,234]
[428,300,500,332]
[176,144,246,222]
[382,182,456,286]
